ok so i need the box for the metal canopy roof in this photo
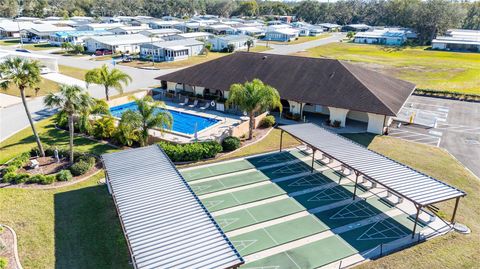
[279,123,465,206]
[102,145,243,269]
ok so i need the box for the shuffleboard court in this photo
[190,170,269,195]
[231,215,328,256]
[181,159,255,181]
[338,214,425,252]
[259,161,323,179]
[201,183,286,212]
[181,150,309,181]
[314,198,394,229]
[243,235,356,269]
[245,149,310,167]
[293,183,366,210]
[214,198,305,232]
[273,170,334,193]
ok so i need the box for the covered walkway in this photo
[278,123,466,237]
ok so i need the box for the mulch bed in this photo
[0,162,103,190]
[17,157,69,176]
[0,226,18,269]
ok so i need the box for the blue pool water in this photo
[110,102,220,135]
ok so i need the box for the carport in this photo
[278,123,466,237]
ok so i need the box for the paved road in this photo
[262,33,345,55]
[0,49,178,141]
[389,95,480,178]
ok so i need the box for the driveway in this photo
[263,33,345,55]
[389,95,480,178]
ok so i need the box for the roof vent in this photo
[329,72,335,78]
[262,56,268,60]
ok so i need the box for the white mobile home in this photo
[354,29,407,46]
[109,25,151,35]
[22,25,75,43]
[0,21,35,38]
[170,32,214,41]
[84,34,161,53]
[265,27,299,42]
[138,29,181,38]
[432,29,480,52]
[76,23,125,31]
[140,39,204,62]
[49,30,113,46]
[208,35,253,52]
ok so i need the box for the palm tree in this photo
[0,57,46,157]
[246,39,254,52]
[120,96,173,146]
[44,85,95,164]
[84,64,132,101]
[227,79,282,140]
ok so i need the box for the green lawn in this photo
[0,39,20,46]
[0,172,130,269]
[248,45,272,52]
[0,118,477,268]
[21,43,57,51]
[343,133,480,269]
[296,42,480,94]
[0,117,117,164]
[1,78,59,97]
[58,65,87,81]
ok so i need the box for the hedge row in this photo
[158,141,222,162]
[414,88,480,102]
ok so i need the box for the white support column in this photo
[328,107,349,127]
[367,113,387,134]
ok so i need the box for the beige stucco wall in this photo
[288,101,303,114]
[107,90,150,107]
[329,107,349,127]
[367,113,386,134]
[231,112,268,137]
[347,110,369,123]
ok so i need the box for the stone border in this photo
[0,224,23,269]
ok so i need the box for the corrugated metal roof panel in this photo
[102,145,243,269]
[279,123,465,206]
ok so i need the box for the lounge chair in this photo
[188,100,198,108]
[179,97,189,106]
[199,102,210,110]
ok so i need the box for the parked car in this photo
[40,67,51,74]
[15,48,30,53]
[95,49,113,56]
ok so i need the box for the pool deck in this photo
[117,100,244,143]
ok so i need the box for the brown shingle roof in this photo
[156,52,415,116]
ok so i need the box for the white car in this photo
[40,67,51,74]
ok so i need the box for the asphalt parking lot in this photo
[390,95,480,178]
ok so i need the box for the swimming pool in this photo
[110,102,220,135]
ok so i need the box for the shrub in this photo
[2,172,17,183]
[92,116,116,139]
[56,170,73,181]
[158,141,223,162]
[222,136,241,152]
[12,173,31,184]
[69,160,92,176]
[75,155,96,166]
[41,175,56,185]
[259,115,275,128]
[332,120,341,128]
[0,257,7,269]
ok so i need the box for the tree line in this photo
[1,0,479,43]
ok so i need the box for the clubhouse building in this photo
[156,52,415,134]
